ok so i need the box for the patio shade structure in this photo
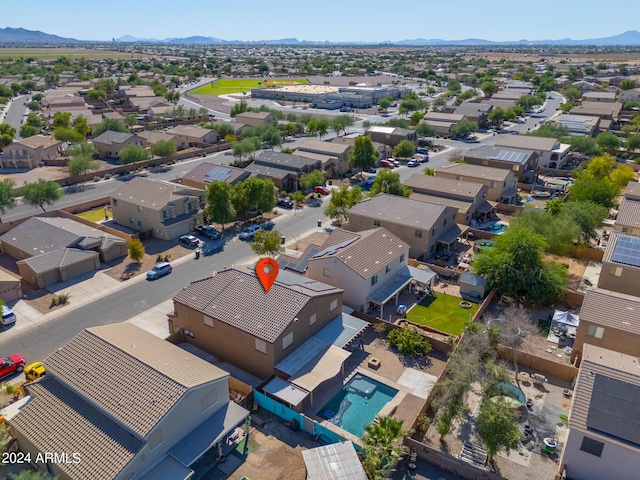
[552,310,580,327]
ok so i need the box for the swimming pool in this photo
[480,221,508,235]
[318,373,398,437]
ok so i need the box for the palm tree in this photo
[360,416,409,479]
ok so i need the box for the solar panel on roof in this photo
[560,115,588,123]
[204,167,232,183]
[312,237,359,258]
[491,150,527,164]
[611,236,640,268]
[587,374,640,446]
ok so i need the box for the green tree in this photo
[472,225,566,305]
[300,169,325,189]
[53,127,84,143]
[596,131,621,150]
[516,94,542,109]
[415,122,436,137]
[87,88,106,101]
[370,169,412,197]
[205,181,236,230]
[19,124,39,138]
[119,144,150,164]
[0,178,17,222]
[585,154,615,179]
[127,238,145,263]
[561,85,582,102]
[209,123,235,138]
[610,165,636,188]
[625,133,640,151]
[360,416,409,480]
[475,396,520,463]
[316,118,331,140]
[349,135,378,174]
[66,141,97,158]
[488,108,505,128]
[331,115,354,136]
[447,80,461,92]
[423,167,435,176]
[620,79,637,90]
[22,179,64,212]
[511,209,578,255]
[481,81,497,97]
[393,140,415,158]
[377,96,392,111]
[527,122,568,139]
[66,155,98,177]
[151,140,178,157]
[561,201,608,243]
[53,111,72,129]
[250,229,285,258]
[261,126,282,150]
[387,327,432,356]
[92,118,129,137]
[26,100,41,111]
[73,115,91,137]
[291,190,305,206]
[230,99,249,117]
[324,185,363,223]
[450,119,478,139]
[569,177,619,208]
[26,112,43,128]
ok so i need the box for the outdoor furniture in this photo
[532,373,547,387]
[518,371,530,383]
[368,357,381,369]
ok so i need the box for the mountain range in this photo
[2,26,640,46]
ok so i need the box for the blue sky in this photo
[4,0,637,42]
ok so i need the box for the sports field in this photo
[192,78,309,96]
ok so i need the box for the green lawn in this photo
[406,293,478,336]
[192,78,309,96]
[75,208,111,223]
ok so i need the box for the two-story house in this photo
[110,177,204,240]
[463,145,539,183]
[559,344,640,480]
[167,125,218,149]
[365,126,416,147]
[570,287,640,365]
[181,162,252,190]
[421,112,467,137]
[597,231,640,297]
[495,135,571,169]
[169,266,345,379]
[245,151,321,191]
[436,163,519,204]
[404,174,495,225]
[613,181,640,236]
[7,323,249,480]
[295,139,352,175]
[92,131,147,160]
[0,135,63,169]
[344,194,460,261]
[234,111,277,127]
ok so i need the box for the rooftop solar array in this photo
[560,115,588,123]
[490,149,528,164]
[312,237,359,258]
[276,269,335,292]
[611,235,640,268]
[204,167,232,183]
[560,122,591,132]
[278,247,320,273]
[587,374,640,446]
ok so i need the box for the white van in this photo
[1,305,16,326]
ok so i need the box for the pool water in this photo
[318,373,398,437]
[481,222,508,235]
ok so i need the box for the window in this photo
[187,202,194,212]
[432,227,437,236]
[482,160,489,166]
[373,220,381,227]
[386,265,391,273]
[490,181,497,189]
[588,325,604,339]
[580,436,604,457]
[415,229,423,238]
[282,332,294,351]
[129,218,134,224]
[162,210,170,219]
[622,227,629,233]
[137,220,142,228]
[456,175,461,181]
[371,275,378,286]
[430,244,435,252]
[137,206,142,213]
[309,313,317,326]
[512,165,520,171]
[204,315,214,327]
[323,268,331,277]
[444,219,447,226]
[400,254,405,263]
[113,199,118,206]
[330,299,338,311]
[255,338,267,354]
[611,266,622,277]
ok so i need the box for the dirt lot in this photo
[460,51,640,65]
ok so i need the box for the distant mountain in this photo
[0,27,77,43]
[396,31,640,46]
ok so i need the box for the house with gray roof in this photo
[8,323,248,480]
[597,231,640,298]
[110,177,204,241]
[245,151,321,191]
[495,135,571,169]
[295,139,352,174]
[344,194,460,261]
[559,344,640,480]
[463,145,539,183]
[0,216,127,288]
[170,266,344,379]
[435,163,518,204]
[614,197,640,236]
[404,174,495,225]
[452,102,493,129]
[365,126,416,147]
[181,161,252,190]
[92,131,147,159]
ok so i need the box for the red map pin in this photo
[256,258,279,293]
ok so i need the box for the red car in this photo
[0,354,26,379]
[314,186,330,195]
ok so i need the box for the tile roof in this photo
[244,162,292,179]
[168,124,213,139]
[616,198,640,228]
[464,145,536,165]
[10,377,143,480]
[14,135,61,150]
[404,173,484,200]
[173,267,341,343]
[298,139,350,156]
[436,163,511,181]
[602,231,640,270]
[453,103,493,115]
[92,130,136,145]
[423,112,466,122]
[45,324,227,437]
[40,217,125,249]
[19,248,98,274]
[495,135,559,151]
[140,455,193,480]
[348,194,451,228]
[624,181,640,201]
[579,287,640,335]
[254,150,320,170]
[568,344,640,451]
[111,177,203,211]
[182,162,250,185]
[136,130,178,144]
[235,111,274,120]
[309,228,409,279]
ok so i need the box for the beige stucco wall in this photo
[571,326,640,364]
[437,171,517,202]
[597,261,640,297]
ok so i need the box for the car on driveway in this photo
[314,186,330,195]
[277,198,294,209]
[147,262,173,280]
[239,224,261,240]
[379,159,395,169]
[407,159,419,167]
[0,354,26,379]
[179,234,200,247]
[1,305,16,326]
[364,175,376,186]
[194,225,222,240]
